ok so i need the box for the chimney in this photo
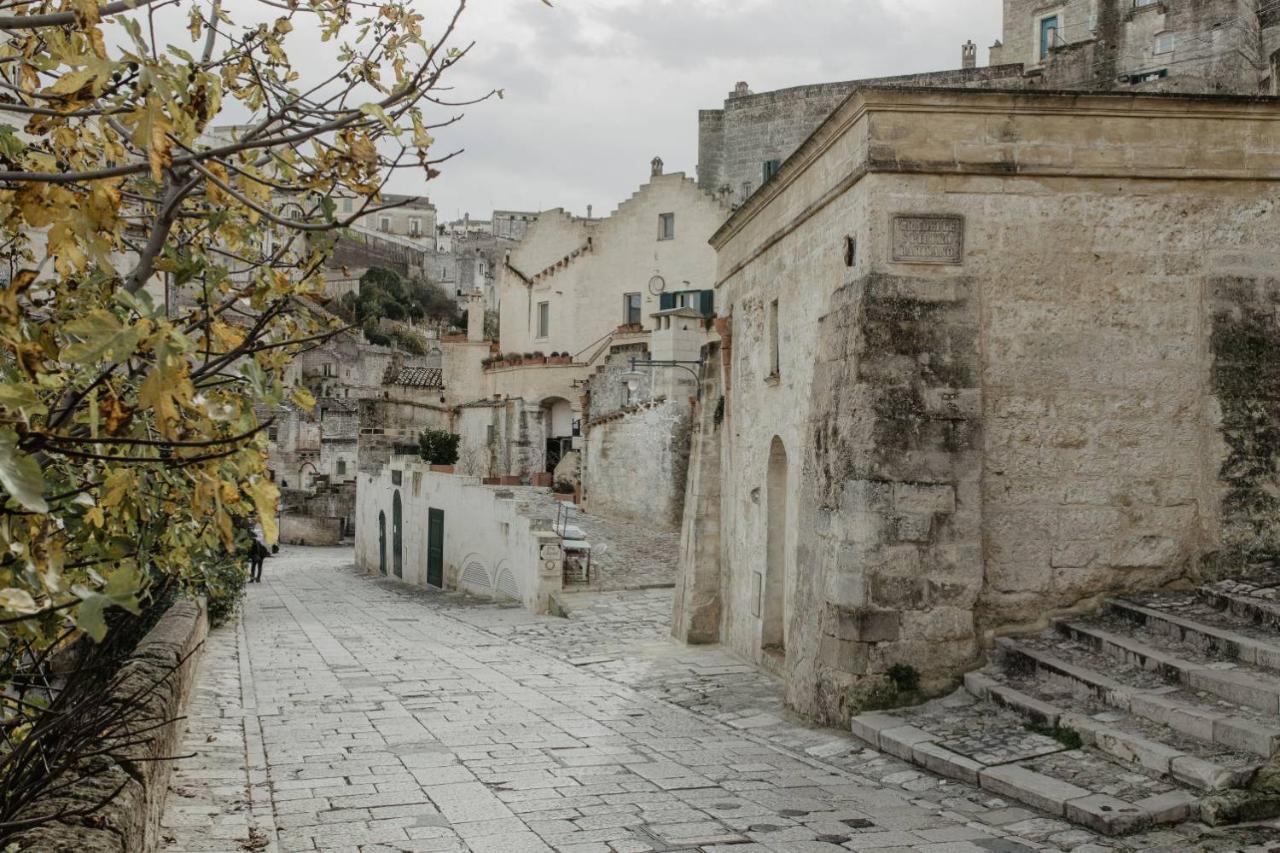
[587,204,593,219]
[731,81,752,98]
[962,40,977,69]
[651,156,664,177]
[466,291,485,343]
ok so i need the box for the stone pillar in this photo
[673,342,723,644]
[651,156,664,177]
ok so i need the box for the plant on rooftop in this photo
[417,428,460,466]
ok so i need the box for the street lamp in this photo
[625,356,706,401]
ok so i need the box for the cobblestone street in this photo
[161,547,1279,853]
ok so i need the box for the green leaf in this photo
[62,310,145,364]
[73,566,143,642]
[0,428,47,513]
[0,384,47,420]
[358,102,396,132]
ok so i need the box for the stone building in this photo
[673,87,1280,731]
[696,65,1027,206]
[992,0,1280,93]
[354,462,567,612]
[341,192,438,247]
[450,161,729,483]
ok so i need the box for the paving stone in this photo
[160,546,1278,853]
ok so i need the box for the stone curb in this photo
[8,597,209,853]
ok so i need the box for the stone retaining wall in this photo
[9,598,209,853]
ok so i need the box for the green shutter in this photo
[660,293,675,311]
[699,290,714,317]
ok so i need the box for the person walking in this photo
[248,522,269,583]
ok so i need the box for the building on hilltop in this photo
[992,0,1280,93]
[699,3,1280,211]
[696,63,1027,206]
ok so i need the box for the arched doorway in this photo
[378,511,387,575]
[542,397,575,473]
[392,491,403,579]
[762,437,789,658]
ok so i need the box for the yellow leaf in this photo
[291,387,315,411]
[245,478,279,546]
[85,505,104,528]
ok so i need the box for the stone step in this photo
[1199,585,1280,634]
[964,672,1261,790]
[1106,597,1280,672]
[993,637,1280,758]
[851,695,1204,835]
[1052,619,1280,714]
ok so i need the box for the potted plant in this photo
[530,351,546,364]
[418,428,460,473]
[505,352,522,366]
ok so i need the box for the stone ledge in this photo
[7,598,209,853]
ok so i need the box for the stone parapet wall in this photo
[8,598,208,853]
[583,398,692,529]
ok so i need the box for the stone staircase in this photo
[851,571,1280,836]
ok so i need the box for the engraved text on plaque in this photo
[892,215,964,264]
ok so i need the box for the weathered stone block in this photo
[892,482,956,515]
[912,741,982,785]
[1065,794,1152,835]
[979,765,1091,817]
[818,635,870,675]
[893,513,933,542]
[849,712,904,748]
[878,725,935,762]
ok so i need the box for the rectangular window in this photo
[1154,32,1175,54]
[379,216,391,232]
[624,292,642,326]
[537,301,550,338]
[768,299,780,379]
[658,213,675,241]
[410,218,421,236]
[268,427,279,442]
[337,460,347,477]
[391,470,402,486]
[342,197,353,214]
[762,159,782,182]
[1039,15,1059,59]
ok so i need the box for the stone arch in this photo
[494,561,521,603]
[762,436,789,658]
[459,553,492,596]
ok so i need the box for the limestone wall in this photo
[583,399,692,529]
[498,175,728,360]
[354,463,564,613]
[8,599,208,853]
[696,66,1027,205]
[697,87,1280,724]
[1002,0,1279,93]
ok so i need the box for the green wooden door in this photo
[392,491,403,579]
[378,511,387,575]
[427,508,444,588]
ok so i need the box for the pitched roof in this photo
[386,366,444,389]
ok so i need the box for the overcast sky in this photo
[394,0,1004,221]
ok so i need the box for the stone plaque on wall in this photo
[891,214,964,264]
